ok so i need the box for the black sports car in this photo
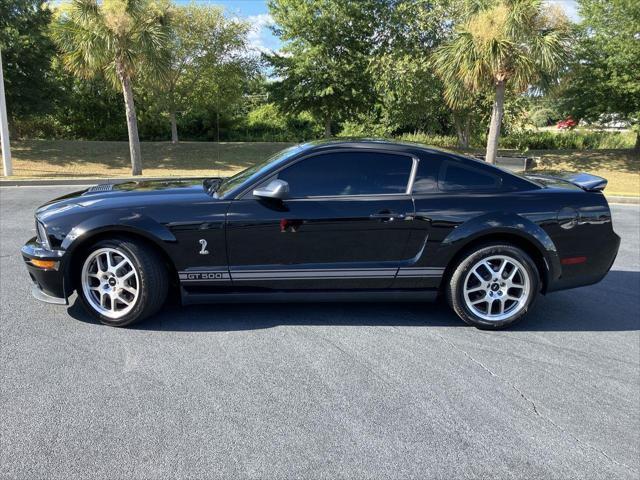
[22,140,620,329]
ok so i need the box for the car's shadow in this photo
[68,270,640,332]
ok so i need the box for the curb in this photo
[607,195,640,205]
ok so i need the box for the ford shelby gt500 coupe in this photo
[22,140,620,329]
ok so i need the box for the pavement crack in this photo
[433,332,638,475]
[302,329,395,388]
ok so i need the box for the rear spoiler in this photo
[525,172,608,192]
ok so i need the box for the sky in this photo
[175,0,279,53]
[176,0,579,54]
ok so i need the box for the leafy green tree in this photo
[266,0,377,138]
[150,4,252,144]
[432,0,571,163]
[52,0,171,175]
[0,0,58,123]
[557,0,640,150]
[367,0,462,139]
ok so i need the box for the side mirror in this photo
[253,179,289,200]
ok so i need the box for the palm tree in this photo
[53,0,171,175]
[432,0,571,164]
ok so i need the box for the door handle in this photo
[370,212,406,221]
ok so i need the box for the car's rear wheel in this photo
[78,238,168,327]
[446,244,540,329]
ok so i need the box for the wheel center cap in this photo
[491,283,500,291]
[108,277,117,287]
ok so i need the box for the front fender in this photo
[61,211,176,254]
[440,212,561,285]
[58,211,177,297]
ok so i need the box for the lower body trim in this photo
[181,289,438,305]
[31,284,68,305]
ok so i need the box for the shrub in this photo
[338,115,394,138]
[500,130,635,150]
[240,103,321,142]
[397,132,459,149]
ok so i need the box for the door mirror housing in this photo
[253,179,289,200]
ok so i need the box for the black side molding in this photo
[181,289,438,305]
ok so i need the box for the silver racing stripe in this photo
[179,267,444,282]
[232,269,396,280]
[397,267,445,278]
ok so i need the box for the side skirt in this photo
[181,289,439,306]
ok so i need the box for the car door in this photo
[225,150,417,290]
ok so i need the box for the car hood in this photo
[36,178,220,220]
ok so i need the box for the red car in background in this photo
[557,117,577,129]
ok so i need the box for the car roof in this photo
[297,138,458,157]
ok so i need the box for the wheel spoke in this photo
[121,285,137,295]
[465,286,485,294]
[482,261,494,275]
[113,258,127,272]
[497,260,508,277]
[116,293,131,306]
[471,270,485,283]
[121,270,135,282]
[508,267,519,281]
[471,297,487,305]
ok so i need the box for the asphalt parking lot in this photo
[0,185,638,480]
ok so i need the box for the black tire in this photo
[446,244,540,330]
[77,237,168,327]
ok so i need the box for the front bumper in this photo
[21,237,68,305]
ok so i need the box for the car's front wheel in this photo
[78,238,168,327]
[446,244,540,329]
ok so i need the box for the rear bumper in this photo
[21,237,68,305]
[547,231,621,292]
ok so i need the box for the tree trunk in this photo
[454,114,471,148]
[634,130,640,152]
[119,71,142,175]
[170,111,178,144]
[324,115,331,138]
[485,80,505,164]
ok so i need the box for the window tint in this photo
[217,144,302,197]
[412,156,442,193]
[439,162,500,191]
[277,152,413,197]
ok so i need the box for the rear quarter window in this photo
[439,161,501,191]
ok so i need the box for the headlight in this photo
[36,220,52,250]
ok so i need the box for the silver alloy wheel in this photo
[81,247,140,319]
[463,254,530,322]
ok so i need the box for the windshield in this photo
[215,145,303,197]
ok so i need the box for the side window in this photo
[412,156,442,193]
[439,161,501,191]
[277,152,413,197]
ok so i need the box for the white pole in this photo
[0,50,13,177]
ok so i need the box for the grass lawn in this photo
[4,139,639,196]
[6,140,293,179]
[529,149,639,196]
